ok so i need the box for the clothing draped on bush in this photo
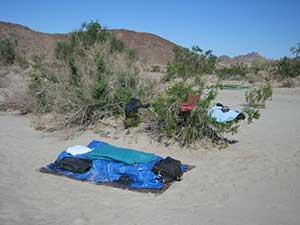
[208,104,242,123]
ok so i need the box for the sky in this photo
[0,0,299,59]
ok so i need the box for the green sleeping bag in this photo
[86,144,158,164]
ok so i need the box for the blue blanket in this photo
[208,105,240,123]
[45,140,186,189]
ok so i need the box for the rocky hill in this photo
[111,29,176,65]
[0,21,177,65]
[0,21,66,62]
[218,52,268,67]
[1,21,272,68]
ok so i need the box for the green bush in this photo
[242,107,260,124]
[27,20,270,147]
[68,56,81,87]
[127,48,137,61]
[0,39,15,64]
[245,83,272,108]
[28,64,54,113]
[55,41,72,60]
[163,45,217,82]
[91,56,108,100]
[216,63,248,80]
[110,36,125,53]
[55,21,125,60]
[29,21,142,127]
[241,84,272,124]
[148,82,240,146]
[76,21,109,47]
[147,81,271,146]
[277,57,300,78]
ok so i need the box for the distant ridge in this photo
[0,21,177,65]
[218,52,268,67]
[0,21,66,61]
[111,29,177,65]
[0,21,269,66]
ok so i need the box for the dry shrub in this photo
[28,21,143,128]
[280,78,296,88]
[26,21,271,147]
[0,39,15,65]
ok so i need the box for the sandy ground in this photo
[0,88,300,225]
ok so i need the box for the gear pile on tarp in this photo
[41,140,190,192]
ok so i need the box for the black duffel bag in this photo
[57,157,93,174]
[152,157,183,183]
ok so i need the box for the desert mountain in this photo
[111,29,176,65]
[218,52,268,67]
[1,21,270,67]
[0,21,267,66]
[0,21,176,65]
[0,21,66,62]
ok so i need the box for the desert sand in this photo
[0,88,300,225]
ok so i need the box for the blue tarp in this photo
[45,140,186,189]
[208,105,240,123]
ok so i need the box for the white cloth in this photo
[66,145,92,156]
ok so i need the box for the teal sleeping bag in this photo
[87,144,157,164]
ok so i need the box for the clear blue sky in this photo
[0,0,299,59]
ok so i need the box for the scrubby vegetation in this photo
[274,43,300,80]
[0,39,15,65]
[28,21,144,127]
[245,83,272,108]
[215,44,300,83]
[276,57,300,79]
[147,82,231,146]
[215,58,300,84]
[216,63,248,80]
[26,21,272,147]
[155,46,273,145]
[242,83,272,124]
[146,81,271,146]
[163,45,298,85]
[164,45,217,82]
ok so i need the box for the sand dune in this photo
[0,88,300,225]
